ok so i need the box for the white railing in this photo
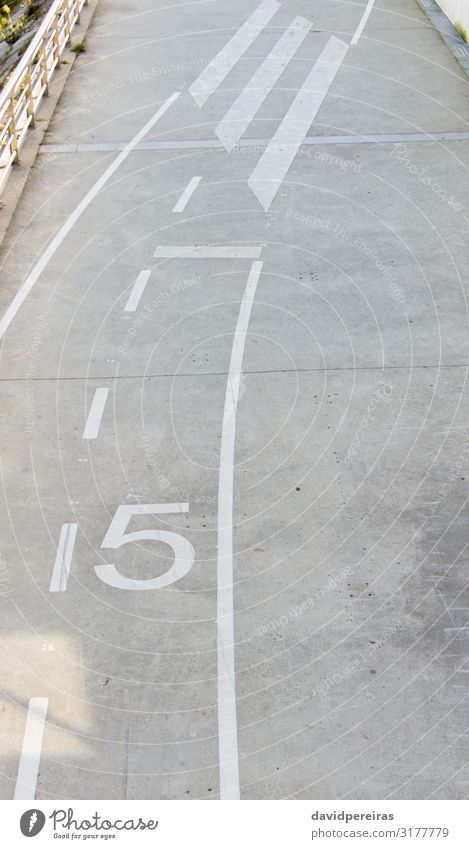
[0,0,88,197]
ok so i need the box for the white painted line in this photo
[351,0,375,45]
[172,176,202,212]
[217,260,263,800]
[0,92,180,342]
[189,0,280,107]
[14,698,49,800]
[82,388,110,439]
[216,16,312,152]
[49,523,78,592]
[124,269,152,312]
[248,35,349,210]
[154,246,263,259]
[41,131,469,153]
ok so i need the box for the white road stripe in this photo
[217,259,263,800]
[41,131,469,152]
[172,176,202,212]
[216,15,312,153]
[351,0,376,45]
[124,269,152,312]
[14,698,49,800]
[154,246,263,259]
[49,523,78,592]
[82,388,109,439]
[248,35,349,211]
[189,0,280,108]
[0,92,180,342]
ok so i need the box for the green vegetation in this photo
[0,1,52,92]
[455,21,468,43]
[71,41,86,55]
[1,5,25,44]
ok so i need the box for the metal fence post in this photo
[52,12,61,63]
[26,66,36,127]
[64,1,72,45]
[7,98,20,164]
[40,36,49,95]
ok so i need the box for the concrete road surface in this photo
[1,0,469,800]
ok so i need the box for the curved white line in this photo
[217,259,263,799]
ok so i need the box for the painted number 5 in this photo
[95,503,194,591]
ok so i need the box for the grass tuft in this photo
[455,21,468,43]
[71,41,86,55]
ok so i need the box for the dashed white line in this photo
[82,387,110,439]
[351,0,376,45]
[189,0,280,107]
[124,270,152,312]
[172,176,202,212]
[154,246,263,259]
[49,523,78,592]
[217,259,263,800]
[0,92,180,342]
[14,697,49,800]
[216,15,312,153]
[248,35,349,210]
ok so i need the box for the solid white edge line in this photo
[49,523,78,592]
[0,92,180,342]
[172,176,202,213]
[351,0,375,44]
[217,259,263,800]
[82,387,110,439]
[124,269,152,312]
[14,697,49,800]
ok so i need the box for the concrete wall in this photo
[438,0,469,36]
